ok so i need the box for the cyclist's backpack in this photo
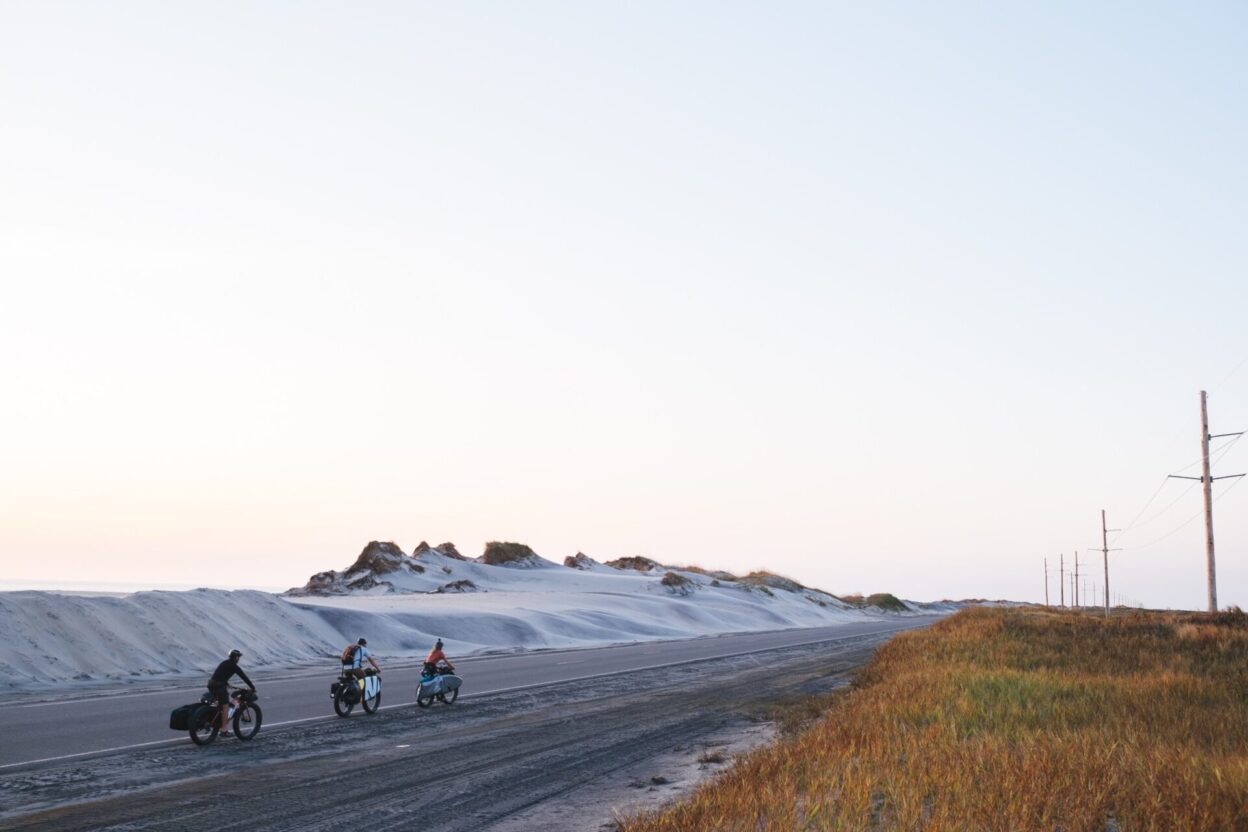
[341,644,359,665]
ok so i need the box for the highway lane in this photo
[1,617,937,769]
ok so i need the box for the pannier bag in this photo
[169,703,200,731]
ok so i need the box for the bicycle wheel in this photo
[334,687,354,717]
[361,687,381,714]
[233,702,262,740]
[189,705,220,746]
[438,687,458,705]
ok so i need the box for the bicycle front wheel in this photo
[233,702,262,740]
[362,688,381,714]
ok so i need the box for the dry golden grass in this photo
[618,607,1248,831]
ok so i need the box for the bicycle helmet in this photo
[435,639,443,650]
[229,649,242,660]
[357,638,367,646]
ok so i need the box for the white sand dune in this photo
[0,542,952,692]
[0,589,343,691]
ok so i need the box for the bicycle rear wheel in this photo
[189,705,219,746]
[334,687,354,717]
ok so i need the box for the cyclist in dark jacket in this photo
[208,649,255,735]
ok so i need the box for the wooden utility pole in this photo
[1073,551,1080,608]
[1102,511,1110,617]
[1059,553,1065,607]
[1168,391,1243,613]
[1044,557,1050,607]
[1201,391,1217,612]
[1101,510,1120,619]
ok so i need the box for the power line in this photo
[1129,437,1245,540]
[1115,480,1199,542]
[1109,433,1242,547]
[1212,353,1248,393]
[1127,468,1247,552]
[1166,432,1241,478]
[1108,477,1170,546]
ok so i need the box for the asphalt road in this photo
[1,617,936,770]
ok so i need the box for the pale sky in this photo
[3,3,1247,608]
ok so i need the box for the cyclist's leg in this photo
[211,684,230,730]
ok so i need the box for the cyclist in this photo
[341,637,381,680]
[208,648,255,735]
[423,638,455,676]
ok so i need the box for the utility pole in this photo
[1073,551,1080,608]
[1200,391,1217,612]
[1167,391,1244,613]
[1044,557,1050,607]
[1059,553,1065,607]
[1101,510,1121,619]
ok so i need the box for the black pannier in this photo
[169,703,200,731]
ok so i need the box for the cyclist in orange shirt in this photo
[423,639,455,676]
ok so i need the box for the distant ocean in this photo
[0,579,287,595]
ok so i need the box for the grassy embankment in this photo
[620,607,1248,831]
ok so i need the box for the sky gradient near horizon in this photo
[3,3,1248,608]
